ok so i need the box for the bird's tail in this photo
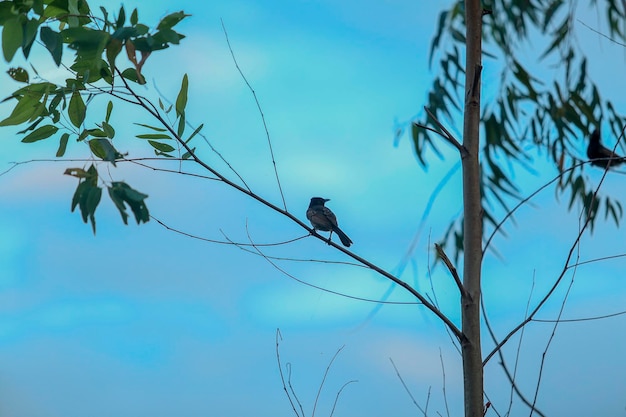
[334,227,353,247]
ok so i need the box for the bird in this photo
[306,197,353,247]
[587,128,626,169]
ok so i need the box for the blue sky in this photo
[1,1,626,416]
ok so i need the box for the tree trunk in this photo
[461,1,484,417]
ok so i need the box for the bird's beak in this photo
[324,198,330,202]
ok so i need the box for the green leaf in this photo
[2,17,23,62]
[89,138,122,164]
[0,95,46,127]
[67,0,80,28]
[7,67,29,83]
[68,92,86,128]
[105,100,113,123]
[182,147,195,159]
[102,121,115,138]
[56,132,70,156]
[121,67,145,84]
[185,123,203,143]
[130,8,138,26]
[175,73,188,117]
[70,164,101,234]
[136,133,171,139]
[107,181,150,225]
[22,18,40,59]
[157,11,188,30]
[105,37,123,72]
[177,112,185,136]
[116,5,126,28]
[134,123,167,132]
[148,140,175,153]
[21,124,58,143]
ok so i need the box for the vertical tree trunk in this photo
[461,1,484,417]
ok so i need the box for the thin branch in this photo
[532,309,626,323]
[329,380,357,417]
[389,358,428,416]
[238,225,420,305]
[434,243,466,297]
[483,149,616,366]
[275,329,302,417]
[287,362,306,417]
[423,106,469,158]
[312,346,345,417]
[439,349,451,417]
[221,19,287,210]
[150,81,252,192]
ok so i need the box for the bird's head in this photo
[310,197,330,206]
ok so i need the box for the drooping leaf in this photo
[107,181,150,225]
[70,164,101,234]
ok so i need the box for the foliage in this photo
[0,0,190,232]
[409,0,626,261]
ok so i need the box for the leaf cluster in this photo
[412,0,626,261]
[0,0,192,232]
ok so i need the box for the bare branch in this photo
[312,346,345,417]
[423,106,469,158]
[435,243,466,297]
[329,380,357,417]
[275,329,302,417]
[221,19,287,210]
[389,358,428,416]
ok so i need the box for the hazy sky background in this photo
[1,1,626,416]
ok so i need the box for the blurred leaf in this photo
[157,11,188,30]
[107,181,150,225]
[89,138,123,164]
[2,17,23,62]
[70,164,101,234]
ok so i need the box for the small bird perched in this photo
[587,128,626,169]
[306,197,353,247]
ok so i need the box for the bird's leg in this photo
[327,231,334,245]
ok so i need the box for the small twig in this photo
[329,380,357,417]
[221,19,287,210]
[439,349,451,417]
[239,225,420,305]
[423,106,469,158]
[434,243,466,297]
[276,329,302,417]
[312,346,345,417]
[389,358,428,417]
